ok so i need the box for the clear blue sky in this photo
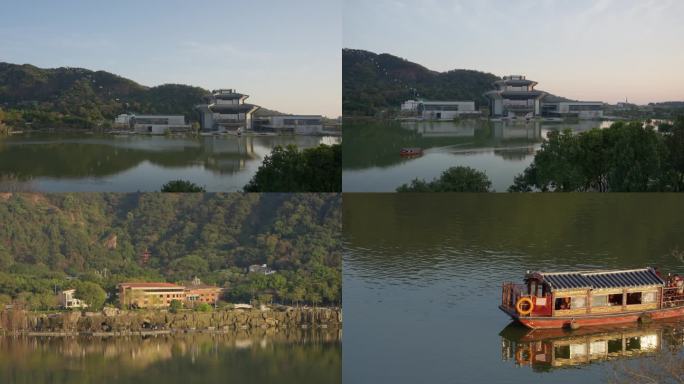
[344,0,684,104]
[0,0,341,117]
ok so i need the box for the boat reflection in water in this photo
[500,322,684,371]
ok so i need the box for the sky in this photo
[0,0,341,117]
[344,0,684,104]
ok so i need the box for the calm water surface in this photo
[342,120,611,192]
[343,194,684,384]
[0,133,340,192]
[0,330,340,384]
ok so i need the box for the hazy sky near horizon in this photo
[344,0,684,104]
[0,0,341,117]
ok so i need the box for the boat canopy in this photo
[526,268,664,291]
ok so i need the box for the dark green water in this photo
[0,134,339,192]
[343,194,684,384]
[0,331,340,384]
[342,120,610,192]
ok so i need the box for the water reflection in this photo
[0,134,339,192]
[342,119,612,191]
[500,322,684,371]
[0,330,340,384]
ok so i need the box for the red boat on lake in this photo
[500,267,684,329]
[400,147,423,157]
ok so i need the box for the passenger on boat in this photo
[559,297,571,310]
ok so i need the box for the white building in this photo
[131,115,191,134]
[59,289,88,309]
[114,114,132,127]
[417,101,477,120]
[401,100,420,112]
[254,115,324,135]
[196,89,260,132]
[542,102,604,119]
[114,114,191,134]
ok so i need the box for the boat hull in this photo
[499,304,684,329]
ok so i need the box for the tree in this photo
[195,302,212,312]
[169,299,183,313]
[663,116,684,191]
[0,108,8,135]
[397,166,492,192]
[75,282,106,310]
[244,144,341,192]
[510,121,669,192]
[161,180,206,192]
[167,255,209,281]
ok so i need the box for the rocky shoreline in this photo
[0,307,342,336]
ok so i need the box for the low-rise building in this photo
[184,277,223,306]
[132,115,191,134]
[113,114,191,134]
[118,282,187,308]
[114,113,132,128]
[417,101,477,120]
[542,101,604,119]
[401,100,420,112]
[248,264,276,275]
[118,280,223,308]
[59,289,89,309]
[254,115,324,135]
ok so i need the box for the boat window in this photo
[608,294,623,306]
[607,339,623,353]
[643,291,657,303]
[554,297,571,310]
[626,292,642,305]
[625,337,642,351]
[591,295,608,307]
[571,296,586,309]
[554,345,570,359]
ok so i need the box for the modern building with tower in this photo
[196,89,260,132]
[485,75,547,118]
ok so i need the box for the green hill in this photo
[0,63,206,129]
[0,193,341,307]
[343,48,501,116]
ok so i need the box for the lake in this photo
[342,119,611,192]
[343,194,684,384]
[0,330,340,384]
[0,133,340,192]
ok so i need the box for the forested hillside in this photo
[0,62,209,129]
[0,193,341,308]
[343,48,500,116]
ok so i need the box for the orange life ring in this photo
[516,297,534,316]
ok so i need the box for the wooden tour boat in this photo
[500,267,684,329]
[399,147,423,157]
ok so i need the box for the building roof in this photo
[184,277,222,290]
[208,104,259,114]
[531,268,664,291]
[495,79,535,87]
[119,282,184,289]
[420,101,474,105]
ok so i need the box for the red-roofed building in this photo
[118,280,224,309]
[118,282,187,308]
[183,277,223,307]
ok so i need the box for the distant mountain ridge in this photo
[343,48,500,116]
[342,48,575,116]
[0,62,287,129]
